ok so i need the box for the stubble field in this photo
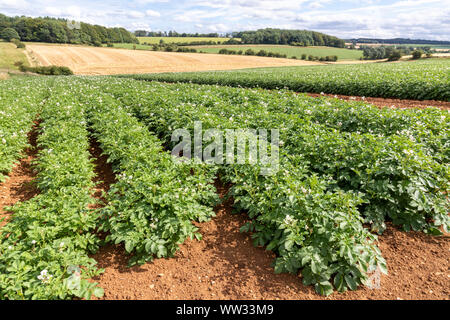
[26,44,323,75]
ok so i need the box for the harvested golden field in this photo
[27,44,323,75]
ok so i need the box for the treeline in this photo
[135,30,222,38]
[362,46,402,60]
[361,45,432,60]
[14,61,73,75]
[350,38,450,45]
[217,48,338,61]
[142,39,228,47]
[0,14,138,45]
[232,28,345,48]
[150,43,198,53]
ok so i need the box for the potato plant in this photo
[223,156,386,296]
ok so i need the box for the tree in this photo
[0,14,138,45]
[412,50,423,59]
[388,50,402,61]
[244,49,255,55]
[257,49,267,56]
[234,28,344,47]
[1,27,20,41]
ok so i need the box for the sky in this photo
[0,0,449,40]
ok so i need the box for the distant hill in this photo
[233,28,346,48]
[0,13,138,46]
[347,38,450,45]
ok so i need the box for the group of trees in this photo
[218,48,288,58]
[150,43,198,53]
[0,14,138,46]
[361,46,401,60]
[216,48,338,62]
[349,38,450,45]
[233,29,345,48]
[361,45,432,61]
[135,30,222,38]
[142,39,225,47]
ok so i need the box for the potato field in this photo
[0,73,448,300]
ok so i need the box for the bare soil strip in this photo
[90,176,449,300]
[27,44,323,75]
[308,93,450,110]
[0,121,40,227]
[88,138,116,209]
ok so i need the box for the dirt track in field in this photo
[27,44,323,75]
[307,93,450,110]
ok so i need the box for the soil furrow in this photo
[0,121,40,228]
[88,137,116,209]
[307,93,450,110]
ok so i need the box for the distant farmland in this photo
[26,44,322,75]
[138,37,233,44]
[190,45,363,60]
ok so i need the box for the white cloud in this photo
[0,0,29,10]
[145,9,161,17]
[44,7,61,16]
[0,0,448,40]
[127,10,146,19]
[135,0,169,3]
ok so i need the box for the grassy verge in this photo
[0,42,30,70]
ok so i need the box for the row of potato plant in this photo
[0,78,51,182]
[120,58,450,101]
[0,83,103,300]
[199,88,449,163]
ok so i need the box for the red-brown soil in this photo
[90,164,450,300]
[0,122,39,227]
[88,138,116,209]
[307,93,450,110]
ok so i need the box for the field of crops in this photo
[191,45,363,60]
[124,58,450,101]
[0,75,448,300]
